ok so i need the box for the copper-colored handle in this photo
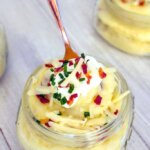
[48,0,70,47]
[48,0,79,60]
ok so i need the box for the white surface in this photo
[0,0,150,150]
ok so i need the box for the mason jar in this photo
[95,0,150,56]
[16,64,133,150]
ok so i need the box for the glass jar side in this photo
[95,0,150,56]
[16,66,133,150]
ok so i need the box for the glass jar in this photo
[95,0,150,56]
[16,64,133,150]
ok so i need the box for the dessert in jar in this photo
[16,53,133,150]
[95,0,150,56]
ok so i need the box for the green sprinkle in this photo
[79,78,85,82]
[81,53,85,59]
[51,80,55,86]
[53,93,61,101]
[60,97,67,105]
[64,72,69,77]
[53,93,59,99]
[57,111,62,116]
[50,74,55,85]
[63,60,69,66]
[59,73,64,79]
[57,93,62,101]
[50,68,54,72]
[64,64,68,77]
[33,117,40,125]
[74,63,77,68]
[58,79,65,84]
[50,74,55,81]
[104,123,108,126]
[68,84,74,93]
[84,112,90,118]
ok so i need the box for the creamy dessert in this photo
[114,0,150,15]
[17,54,133,150]
[0,26,7,78]
[95,0,150,56]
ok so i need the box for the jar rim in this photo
[21,59,133,147]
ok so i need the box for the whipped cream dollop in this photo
[28,55,107,108]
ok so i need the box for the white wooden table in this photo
[0,0,150,150]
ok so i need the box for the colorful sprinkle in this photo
[59,73,64,79]
[99,68,107,79]
[60,97,67,105]
[114,109,119,115]
[84,112,90,117]
[36,95,49,104]
[45,122,51,128]
[79,78,85,82]
[82,63,88,74]
[94,95,102,105]
[139,0,145,6]
[45,64,53,68]
[55,67,63,73]
[81,53,85,59]
[53,93,61,101]
[40,118,49,124]
[76,72,82,79]
[75,57,80,64]
[68,84,75,93]
[85,72,92,84]
[67,93,78,105]
[69,61,73,66]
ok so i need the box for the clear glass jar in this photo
[95,0,150,56]
[16,64,133,150]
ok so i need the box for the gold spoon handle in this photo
[48,0,79,60]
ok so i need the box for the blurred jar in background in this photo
[95,0,150,56]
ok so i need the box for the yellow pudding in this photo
[114,0,150,15]
[17,55,133,150]
[95,0,150,56]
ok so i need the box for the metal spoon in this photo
[48,0,79,60]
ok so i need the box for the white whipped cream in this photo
[51,56,104,108]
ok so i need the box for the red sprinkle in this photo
[36,95,49,104]
[114,109,119,115]
[59,60,65,63]
[85,73,92,84]
[82,63,88,74]
[45,64,53,68]
[76,72,82,79]
[139,0,145,6]
[75,57,80,64]
[94,95,102,105]
[58,83,70,88]
[67,94,78,105]
[99,68,107,79]
[70,93,78,100]
[47,83,51,86]
[87,76,92,84]
[55,67,63,73]
[67,99,74,105]
[45,122,51,128]
[69,61,73,66]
